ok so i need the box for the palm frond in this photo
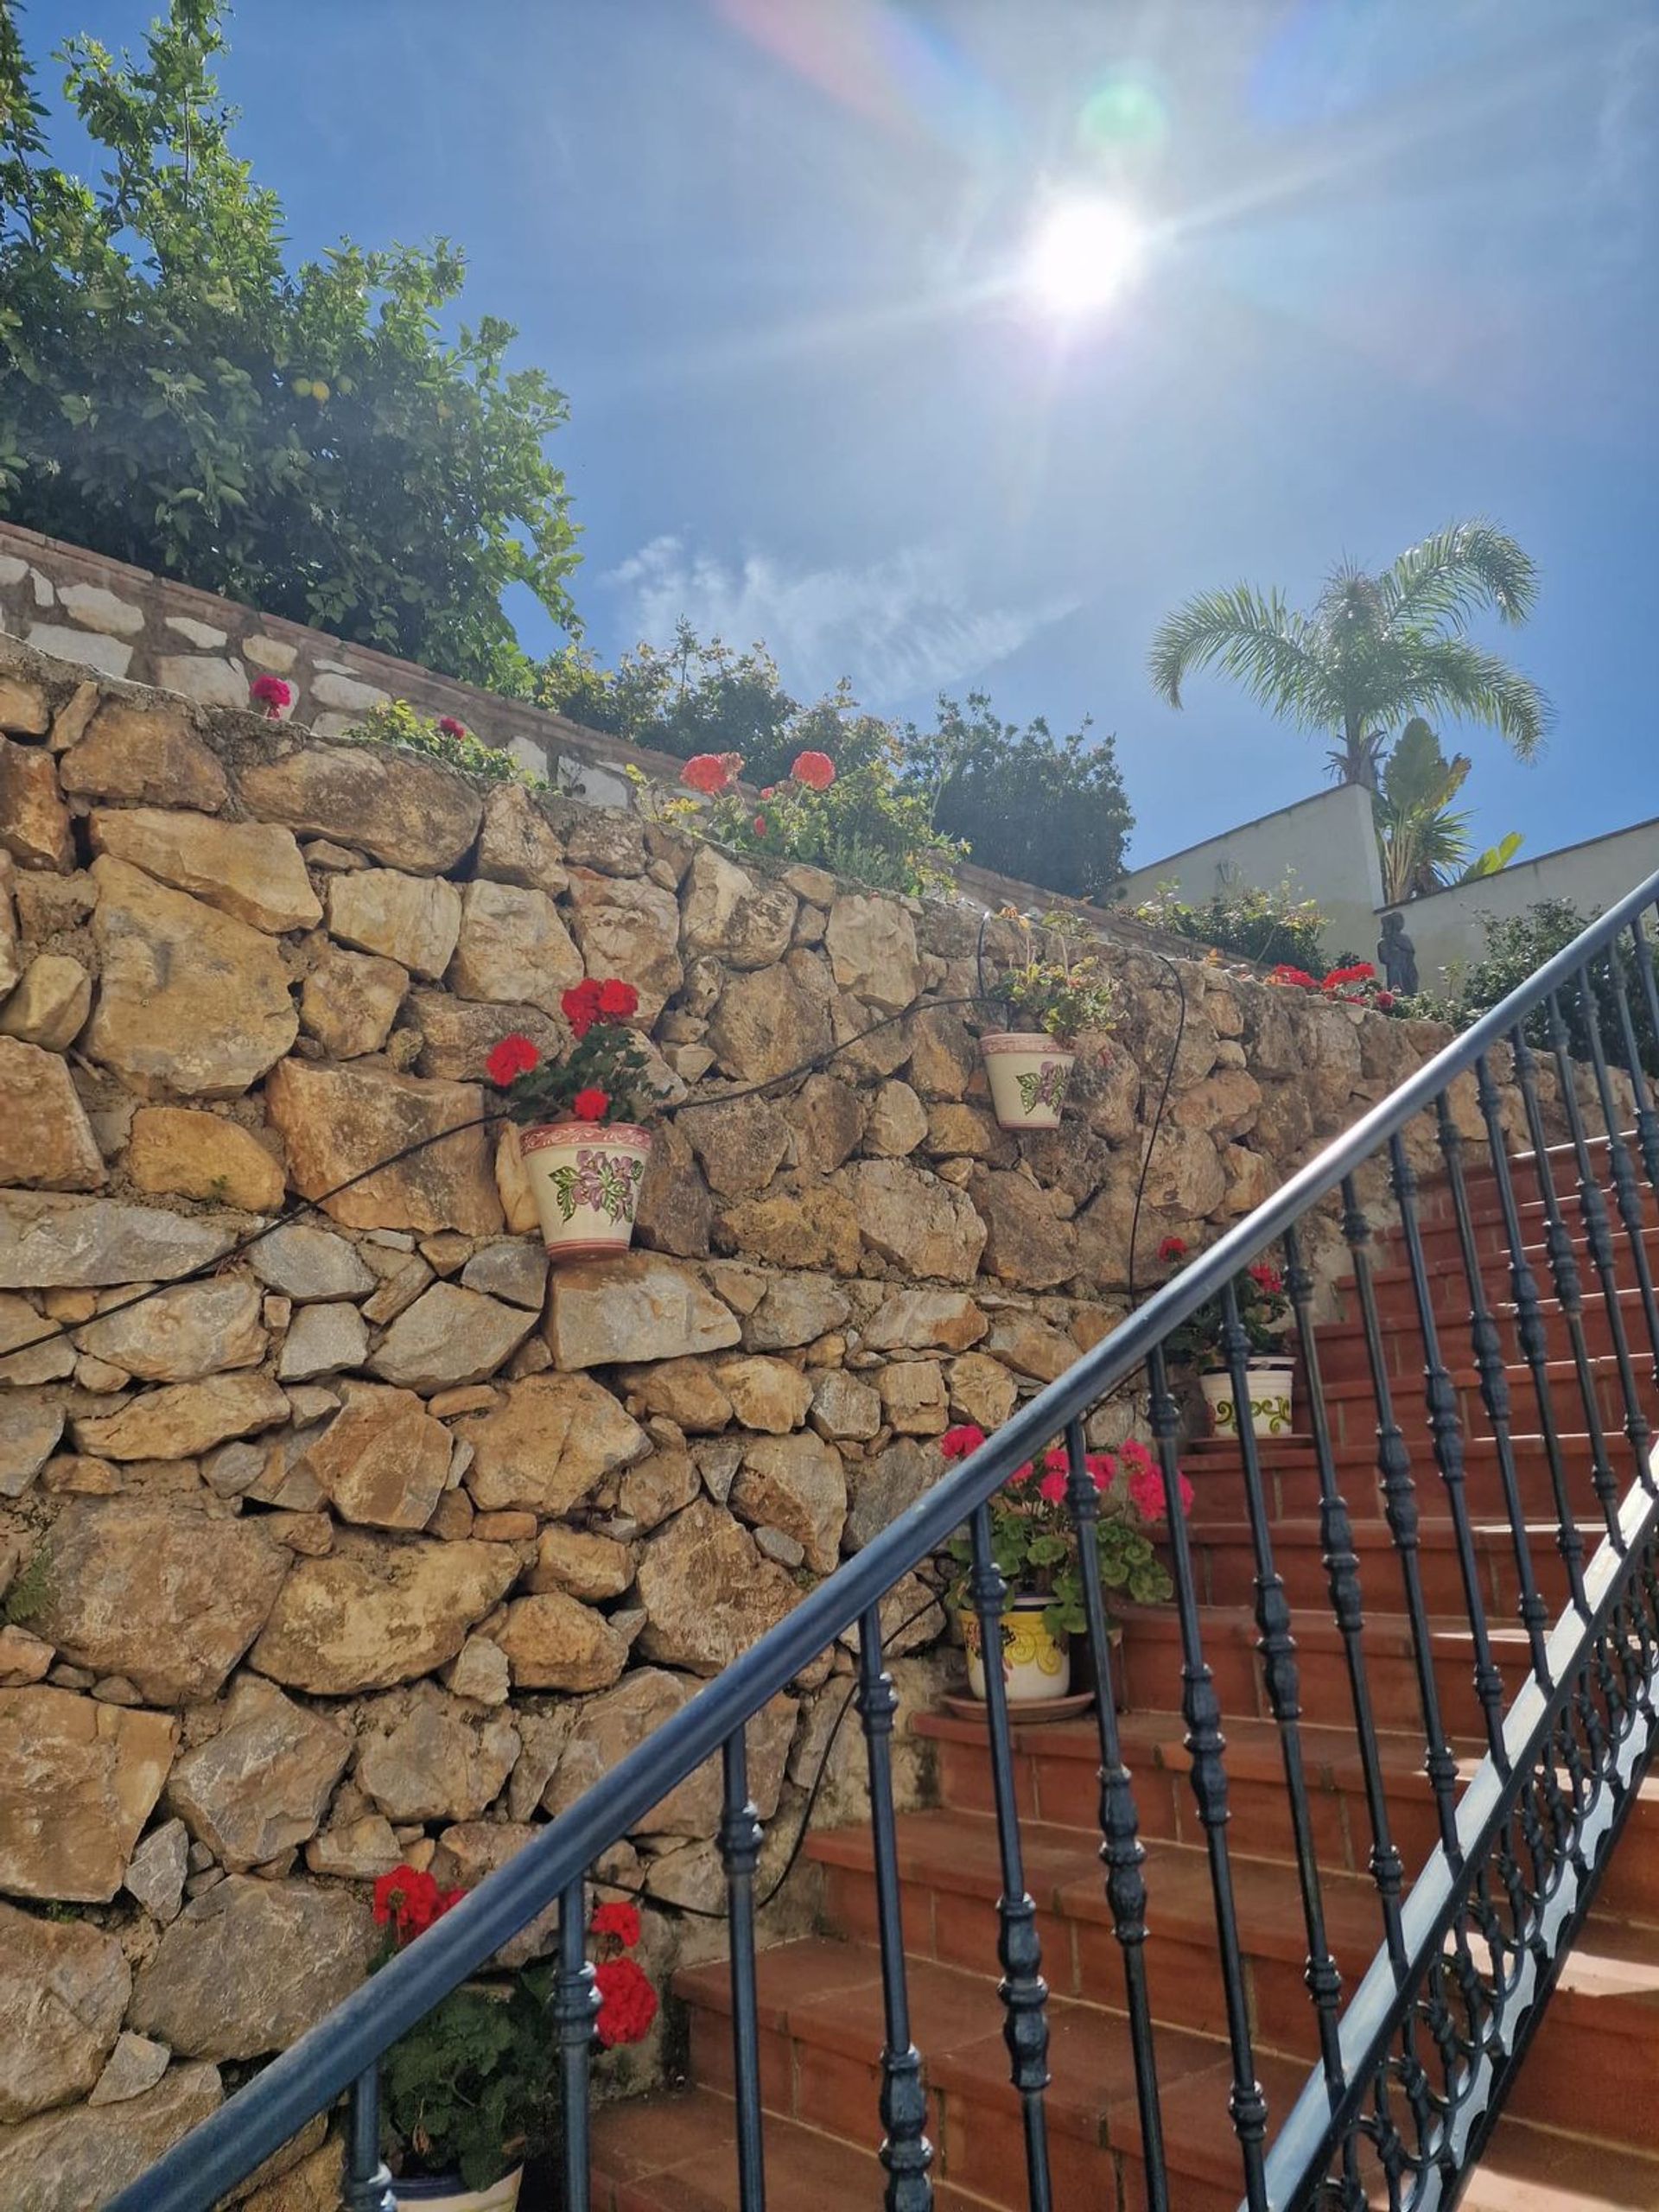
[1381,519,1541,633]
[1147,585,1332,722]
[1387,637,1553,760]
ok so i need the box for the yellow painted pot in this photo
[961,1599,1073,1704]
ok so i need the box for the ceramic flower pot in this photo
[393,2168,523,2212]
[1201,1357,1296,1440]
[519,1122,652,1263]
[981,1033,1077,1130]
[960,1597,1073,1704]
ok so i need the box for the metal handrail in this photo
[111,861,1659,2212]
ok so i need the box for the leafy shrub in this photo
[993,911,1118,1037]
[1411,899,1659,1078]
[1131,878,1327,972]
[0,4,578,694]
[339,701,532,787]
[667,746,963,897]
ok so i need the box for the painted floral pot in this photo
[981,1033,1077,1131]
[519,1122,652,1263]
[960,1598,1073,1704]
[393,2168,522,2212]
[1201,1357,1296,1440]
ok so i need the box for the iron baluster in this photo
[967,1501,1054,2212]
[1510,1024,1626,1551]
[1475,1049,1592,1618]
[1619,918,1659,1197]
[1062,1417,1170,2210]
[554,1878,596,2212]
[343,2065,394,2212]
[1147,1346,1270,2211]
[1435,1093,1552,1686]
[719,1731,768,2212]
[1389,1133,1510,1768]
[1579,968,1659,1411]
[855,1603,935,2212]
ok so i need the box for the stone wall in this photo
[0,631,1586,2209]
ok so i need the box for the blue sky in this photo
[28,0,1659,873]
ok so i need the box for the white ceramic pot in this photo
[981,1033,1077,1131]
[393,2168,522,2212]
[961,1598,1073,1704]
[1201,1357,1296,1440]
[519,1122,652,1263]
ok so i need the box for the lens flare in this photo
[1024,195,1147,316]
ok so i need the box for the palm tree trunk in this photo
[1343,715,1381,791]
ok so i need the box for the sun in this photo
[1024,194,1147,317]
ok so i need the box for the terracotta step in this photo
[1314,1282,1659,1387]
[1459,2121,1659,2209]
[1317,1354,1642,1452]
[1187,1510,1585,1623]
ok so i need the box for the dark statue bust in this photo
[1377,911,1419,996]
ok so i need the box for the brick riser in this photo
[593,1141,1659,2210]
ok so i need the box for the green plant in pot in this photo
[981,910,1118,1132]
[1160,1238,1296,1439]
[939,1426,1185,1706]
[372,1871,657,2210]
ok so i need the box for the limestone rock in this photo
[459,1240,548,1310]
[969,1169,1078,1291]
[73,1372,289,1462]
[547,1669,795,1836]
[635,1498,798,1675]
[0,1038,105,1191]
[124,1107,286,1213]
[1170,1065,1263,1141]
[844,1437,940,1551]
[357,1692,520,1823]
[809,1368,882,1442]
[298,941,406,1058]
[0,1688,176,1901]
[707,961,832,1084]
[410,991,562,1084]
[524,1525,634,1601]
[563,868,683,1020]
[619,1445,700,1530]
[716,1354,813,1433]
[683,1092,790,1198]
[744,1274,853,1351]
[679,847,798,969]
[458,1371,647,1515]
[276,1299,368,1381]
[863,1288,987,1352]
[301,1383,453,1529]
[877,1359,949,1435]
[368,1282,534,1391]
[424,1821,560,1967]
[247,1223,376,1301]
[730,1429,846,1572]
[906,1007,980,1100]
[0,952,91,1051]
[447,877,583,1014]
[34,1500,287,1702]
[129,1877,376,2060]
[0,1899,130,2120]
[0,2058,222,2212]
[75,1273,265,1382]
[494,1591,632,1692]
[545,1254,740,1370]
[715,1185,861,1274]
[631,1116,714,1258]
[0,1625,54,1682]
[0,1295,73,1388]
[166,1678,350,1868]
[621,1357,733,1433]
[60,698,229,812]
[249,1535,518,1694]
[925,1102,1011,1162]
[981,1312,1076,1382]
[0,739,73,869]
[948,1350,1019,1429]
[862,1078,927,1159]
[325,867,461,980]
[476,782,569,894]
[0,1397,66,1495]
[845,1159,987,1282]
[123,1819,188,1924]
[824,894,923,1011]
[0,675,50,736]
[1136,1125,1227,1219]
[87,2031,171,2108]
[89,806,321,934]
[86,857,298,1097]
[785,1072,866,1173]
[236,744,483,873]
[264,1059,503,1236]
[304,1811,401,1880]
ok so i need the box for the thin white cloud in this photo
[605,536,1077,706]
[1592,22,1659,267]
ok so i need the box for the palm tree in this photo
[1373,717,1523,904]
[1148,521,1552,789]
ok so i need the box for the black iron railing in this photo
[111,868,1659,2212]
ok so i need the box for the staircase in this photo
[592,1138,1659,2211]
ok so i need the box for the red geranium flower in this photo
[486,1033,541,1086]
[1085,1450,1116,1491]
[373,1865,448,1943]
[594,1955,659,2048]
[791,749,836,791]
[682,753,739,795]
[1375,988,1395,1009]
[561,979,604,1038]
[437,715,467,740]
[249,674,292,719]
[759,785,777,800]
[589,1899,642,1948]
[1268,964,1318,989]
[939,1424,986,1461]
[752,815,767,836]
[572,1087,610,1122]
[1158,1235,1187,1262]
[596,979,639,1020]
[1248,1262,1283,1295]
[1321,963,1376,989]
